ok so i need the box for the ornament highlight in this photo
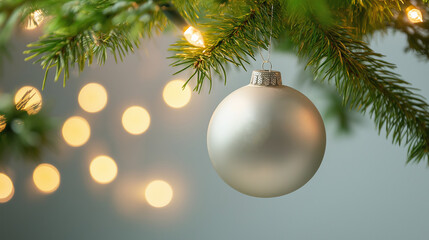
[33,163,60,194]
[0,173,14,203]
[90,155,118,184]
[207,70,326,197]
[406,6,423,23]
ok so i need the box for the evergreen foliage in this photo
[0,0,428,163]
[0,93,56,161]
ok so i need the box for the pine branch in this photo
[288,20,429,163]
[0,0,28,50]
[341,0,402,35]
[170,0,281,92]
[1,0,429,165]
[24,0,167,88]
[0,93,56,162]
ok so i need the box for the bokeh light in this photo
[90,155,118,184]
[0,173,14,203]
[122,106,151,135]
[25,10,44,30]
[145,180,173,208]
[14,86,43,114]
[163,80,192,109]
[0,115,6,133]
[407,6,423,23]
[62,116,91,147]
[78,83,108,113]
[33,163,60,194]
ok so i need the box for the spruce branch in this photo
[170,0,281,92]
[0,0,28,51]
[0,92,56,162]
[341,0,402,35]
[24,0,167,88]
[1,0,429,165]
[288,20,429,163]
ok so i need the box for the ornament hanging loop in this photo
[258,4,274,72]
[261,61,272,71]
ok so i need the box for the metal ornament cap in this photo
[250,70,282,86]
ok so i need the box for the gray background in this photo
[0,28,428,240]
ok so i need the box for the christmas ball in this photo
[207,70,326,197]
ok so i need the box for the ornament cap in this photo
[250,70,282,86]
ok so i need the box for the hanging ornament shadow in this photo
[207,70,326,197]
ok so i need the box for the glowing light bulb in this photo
[145,180,173,208]
[62,116,91,147]
[33,163,60,194]
[184,26,205,48]
[122,106,151,135]
[14,86,43,115]
[78,83,108,113]
[90,155,118,184]
[0,173,14,203]
[406,6,423,23]
[25,10,44,30]
[163,79,192,108]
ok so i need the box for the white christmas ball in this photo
[207,70,326,197]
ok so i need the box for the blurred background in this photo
[0,23,429,239]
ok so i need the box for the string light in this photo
[62,116,91,147]
[0,173,14,203]
[159,3,205,48]
[145,180,173,208]
[122,106,151,135]
[78,83,108,113]
[33,163,60,194]
[0,115,6,133]
[183,26,205,48]
[14,86,43,115]
[25,10,44,30]
[406,6,423,23]
[163,79,192,108]
[90,155,118,184]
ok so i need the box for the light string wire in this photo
[258,4,274,71]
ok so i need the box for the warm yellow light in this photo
[33,163,60,194]
[62,116,91,147]
[0,115,6,133]
[14,86,43,114]
[184,26,205,48]
[0,173,14,203]
[90,155,118,184]
[163,80,192,109]
[122,106,151,135]
[25,10,44,30]
[145,180,173,208]
[407,6,423,23]
[78,83,108,113]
